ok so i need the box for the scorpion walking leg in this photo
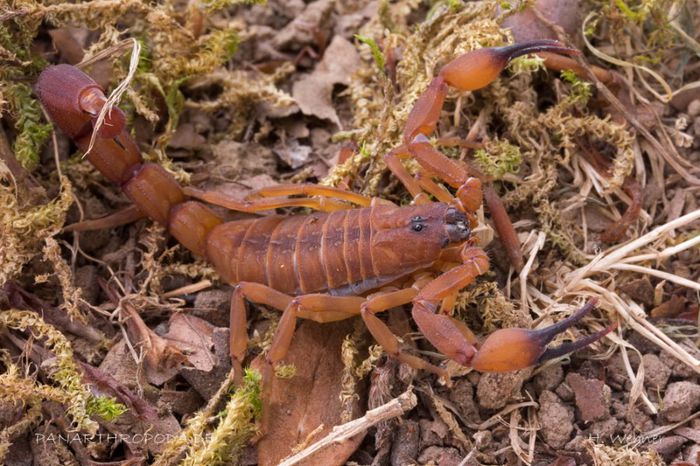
[230,284,361,436]
[265,288,449,380]
[229,282,293,384]
[229,283,360,381]
[63,204,145,232]
[359,287,450,379]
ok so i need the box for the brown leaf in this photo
[48,28,87,64]
[292,35,361,127]
[274,139,312,169]
[120,302,188,386]
[163,313,217,372]
[255,320,366,466]
[500,0,582,44]
[272,0,334,51]
[180,324,233,399]
[168,122,206,150]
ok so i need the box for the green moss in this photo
[274,363,297,379]
[355,34,386,75]
[182,369,262,466]
[86,395,128,422]
[202,0,266,13]
[508,55,546,75]
[560,69,593,106]
[0,311,99,434]
[473,139,522,179]
[6,83,52,170]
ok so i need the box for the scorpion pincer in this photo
[35,40,613,407]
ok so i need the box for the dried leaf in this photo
[255,321,366,466]
[274,139,312,169]
[120,303,188,386]
[292,36,361,127]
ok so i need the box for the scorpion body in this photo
[36,41,613,408]
[205,203,470,297]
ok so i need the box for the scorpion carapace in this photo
[36,41,613,408]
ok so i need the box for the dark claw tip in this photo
[498,40,581,62]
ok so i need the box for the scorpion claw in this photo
[536,322,618,364]
[439,39,580,92]
[470,300,614,372]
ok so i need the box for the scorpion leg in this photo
[245,183,372,207]
[229,283,361,380]
[184,187,356,212]
[63,204,145,232]
[359,287,450,379]
[229,284,362,436]
[229,282,293,383]
[264,288,449,380]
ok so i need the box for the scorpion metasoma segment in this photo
[36,40,613,406]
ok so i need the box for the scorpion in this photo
[36,39,613,407]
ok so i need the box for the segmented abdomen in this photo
[205,208,398,295]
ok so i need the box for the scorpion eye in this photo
[411,216,425,222]
[412,223,424,232]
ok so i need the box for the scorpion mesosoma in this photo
[36,40,613,393]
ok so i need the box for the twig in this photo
[609,263,700,291]
[519,231,546,313]
[559,208,700,297]
[277,388,417,466]
[619,234,700,264]
[83,39,141,157]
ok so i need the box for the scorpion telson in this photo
[37,41,614,433]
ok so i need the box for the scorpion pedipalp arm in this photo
[245,183,372,207]
[184,187,358,213]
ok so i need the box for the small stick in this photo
[277,388,417,466]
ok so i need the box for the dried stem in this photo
[278,388,417,466]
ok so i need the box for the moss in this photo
[355,34,386,75]
[5,83,52,170]
[86,395,128,421]
[202,0,266,13]
[560,69,593,106]
[274,363,297,379]
[0,311,99,434]
[0,174,73,285]
[473,138,522,180]
[181,369,262,466]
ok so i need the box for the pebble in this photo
[566,373,612,422]
[661,381,700,422]
[477,368,532,410]
[538,390,575,449]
